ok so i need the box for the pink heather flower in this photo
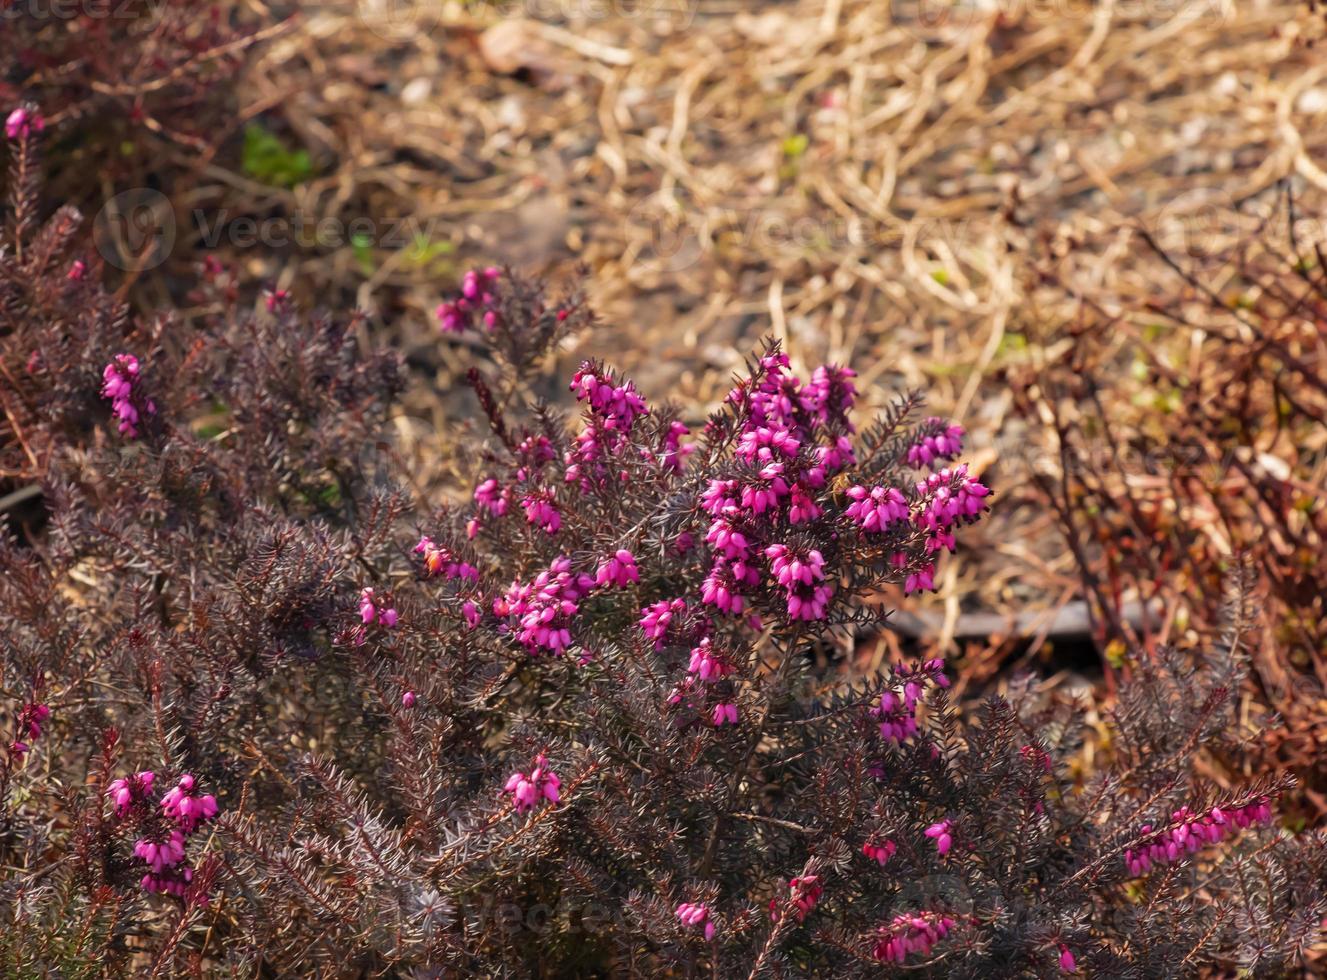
[437,266,501,332]
[786,582,833,621]
[100,353,155,438]
[661,420,692,473]
[594,549,639,588]
[17,702,50,741]
[68,259,87,281]
[913,466,991,536]
[872,688,919,742]
[872,911,958,964]
[675,902,716,941]
[845,485,909,533]
[740,462,790,514]
[264,288,290,313]
[402,691,416,708]
[141,865,195,898]
[504,753,561,813]
[904,562,937,594]
[701,479,738,516]
[801,364,858,425]
[862,839,897,866]
[1124,796,1275,876]
[499,557,595,655]
[462,599,482,629]
[639,598,686,649]
[769,875,823,923]
[736,424,800,463]
[474,478,510,516]
[522,493,562,534]
[687,638,731,682]
[359,588,399,628]
[413,536,479,581]
[674,531,695,554]
[712,701,739,726]
[1059,945,1077,973]
[765,545,825,588]
[570,363,649,430]
[705,517,752,561]
[107,771,156,816]
[134,830,187,874]
[814,434,856,475]
[908,418,965,469]
[5,106,44,141]
[924,820,953,856]
[787,484,822,524]
[701,557,759,616]
[160,773,219,833]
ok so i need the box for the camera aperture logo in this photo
[94,189,176,272]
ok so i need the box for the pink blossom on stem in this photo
[100,353,155,438]
[594,549,639,588]
[769,875,823,922]
[675,902,716,941]
[845,485,909,533]
[5,106,44,141]
[872,911,958,964]
[107,771,155,816]
[474,478,510,516]
[639,598,686,649]
[862,839,897,866]
[924,819,953,856]
[522,493,562,534]
[497,558,594,655]
[359,588,398,628]
[160,773,218,833]
[1059,945,1078,973]
[504,754,561,813]
[401,691,416,708]
[908,418,965,469]
[414,536,479,581]
[1124,796,1275,876]
[712,702,739,726]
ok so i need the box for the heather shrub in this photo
[1015,198,1327,823]
[1,1,275,261]
[2,117,1325,977]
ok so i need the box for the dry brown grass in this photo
[196,0,1327,660]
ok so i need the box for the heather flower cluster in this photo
[1125,797,1276,876]
[907,417,965,469]
[769,874,822,922]
[5,106,43,141]
[871,910,960,964]
[503,754,560,813]
[107,772,219,900]
[437,266,502,333]
[871,658,949,743]
[359,587,399,628]
[675,901,716,940]
[495,557,595,654]
[8,701,51,762]
[100,353,156,438]
[413,535,478,581]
